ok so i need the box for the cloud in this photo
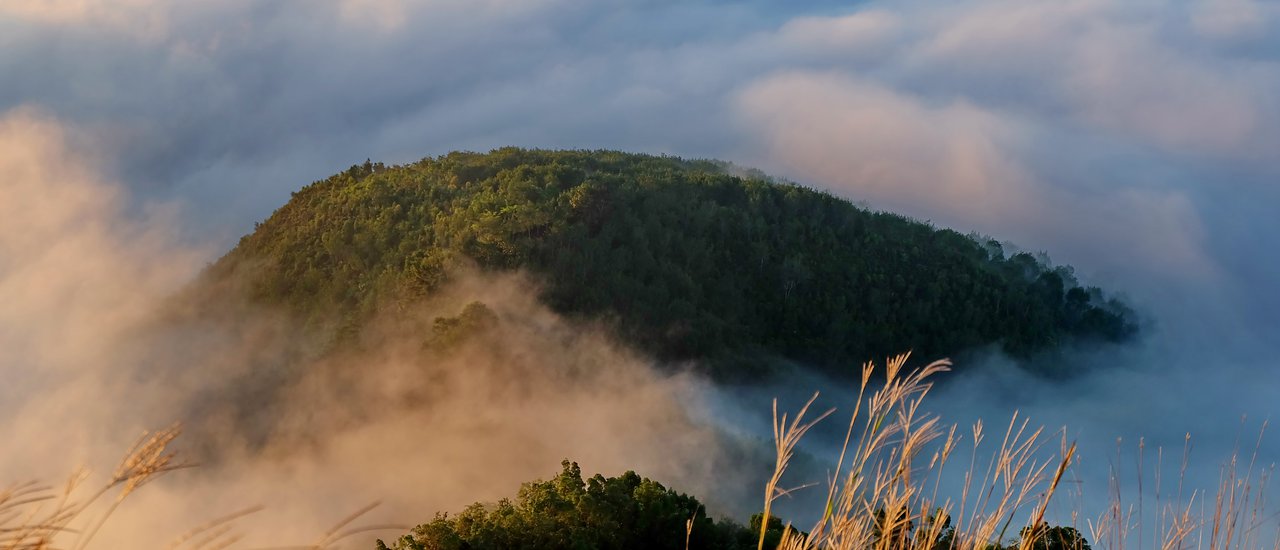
[92,272,742,547]
[0,107,215,513]
[0,109,749,547]
[335,0,572,31]
[1191,0,1278,41]
[0,108,202,380]
[720,0,1280,316]
[768,10,903,61]
[735,71,1217,286]
[0,0,171,39]
[0,0,157,23]
[831,0,1280,160]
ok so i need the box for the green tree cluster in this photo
[375,461,764,550]
[1015,523,1092,550]
[209,148,1137,377]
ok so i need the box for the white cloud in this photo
[0,107,203,376]
[722,0,1280,300]
[332,0,569,32]
[0,0,171,38]
[770,10,903,60]
[874,0,1280,158]
[735,70,1217,284]
[1191,0,1277,41]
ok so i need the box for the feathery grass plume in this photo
[1017,439,1077,550]
[71,423,192,550]
[164,502,406,550]
[1,424,188,550]
[165,505,264,550]
[763,353,1079,550]
[758,391,835,550]
[3,425,405,550]
[686,509,698,550]
[305,501,408,549]
[0,480,76,550]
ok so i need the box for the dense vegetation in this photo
[209,148,1135,376]
[374,461,1091,550]
[374,461,771,550]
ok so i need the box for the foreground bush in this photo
[375,461,766,550]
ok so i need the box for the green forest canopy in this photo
[376,461,766,550]
[209,148,1136,377]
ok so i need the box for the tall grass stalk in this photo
[1,424,188,550]
[761,353,1280,550]
[763,353,1076,550]
[0,425,398,550]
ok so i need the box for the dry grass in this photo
[1,424,189,550]
[0,425,402,550]
[757,352,1279,550]
[757,352,1049,550]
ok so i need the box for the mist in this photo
[0,109,758,547]
[4,0,1280,547]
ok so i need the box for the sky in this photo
[2,0,1279,546]
[2,0,1277,321]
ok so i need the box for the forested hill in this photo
[207,148,1135,376]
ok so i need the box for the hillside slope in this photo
[207,148,1135,375]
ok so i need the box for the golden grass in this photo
[1,424,188,550]
[0,424,402,550]
[757,353,1278,550]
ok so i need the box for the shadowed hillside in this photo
[206,148,1135,377]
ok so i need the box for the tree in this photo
[1018,523,1091,550]
[381,461,762,550]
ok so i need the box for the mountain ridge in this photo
[205,147,1136,377]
